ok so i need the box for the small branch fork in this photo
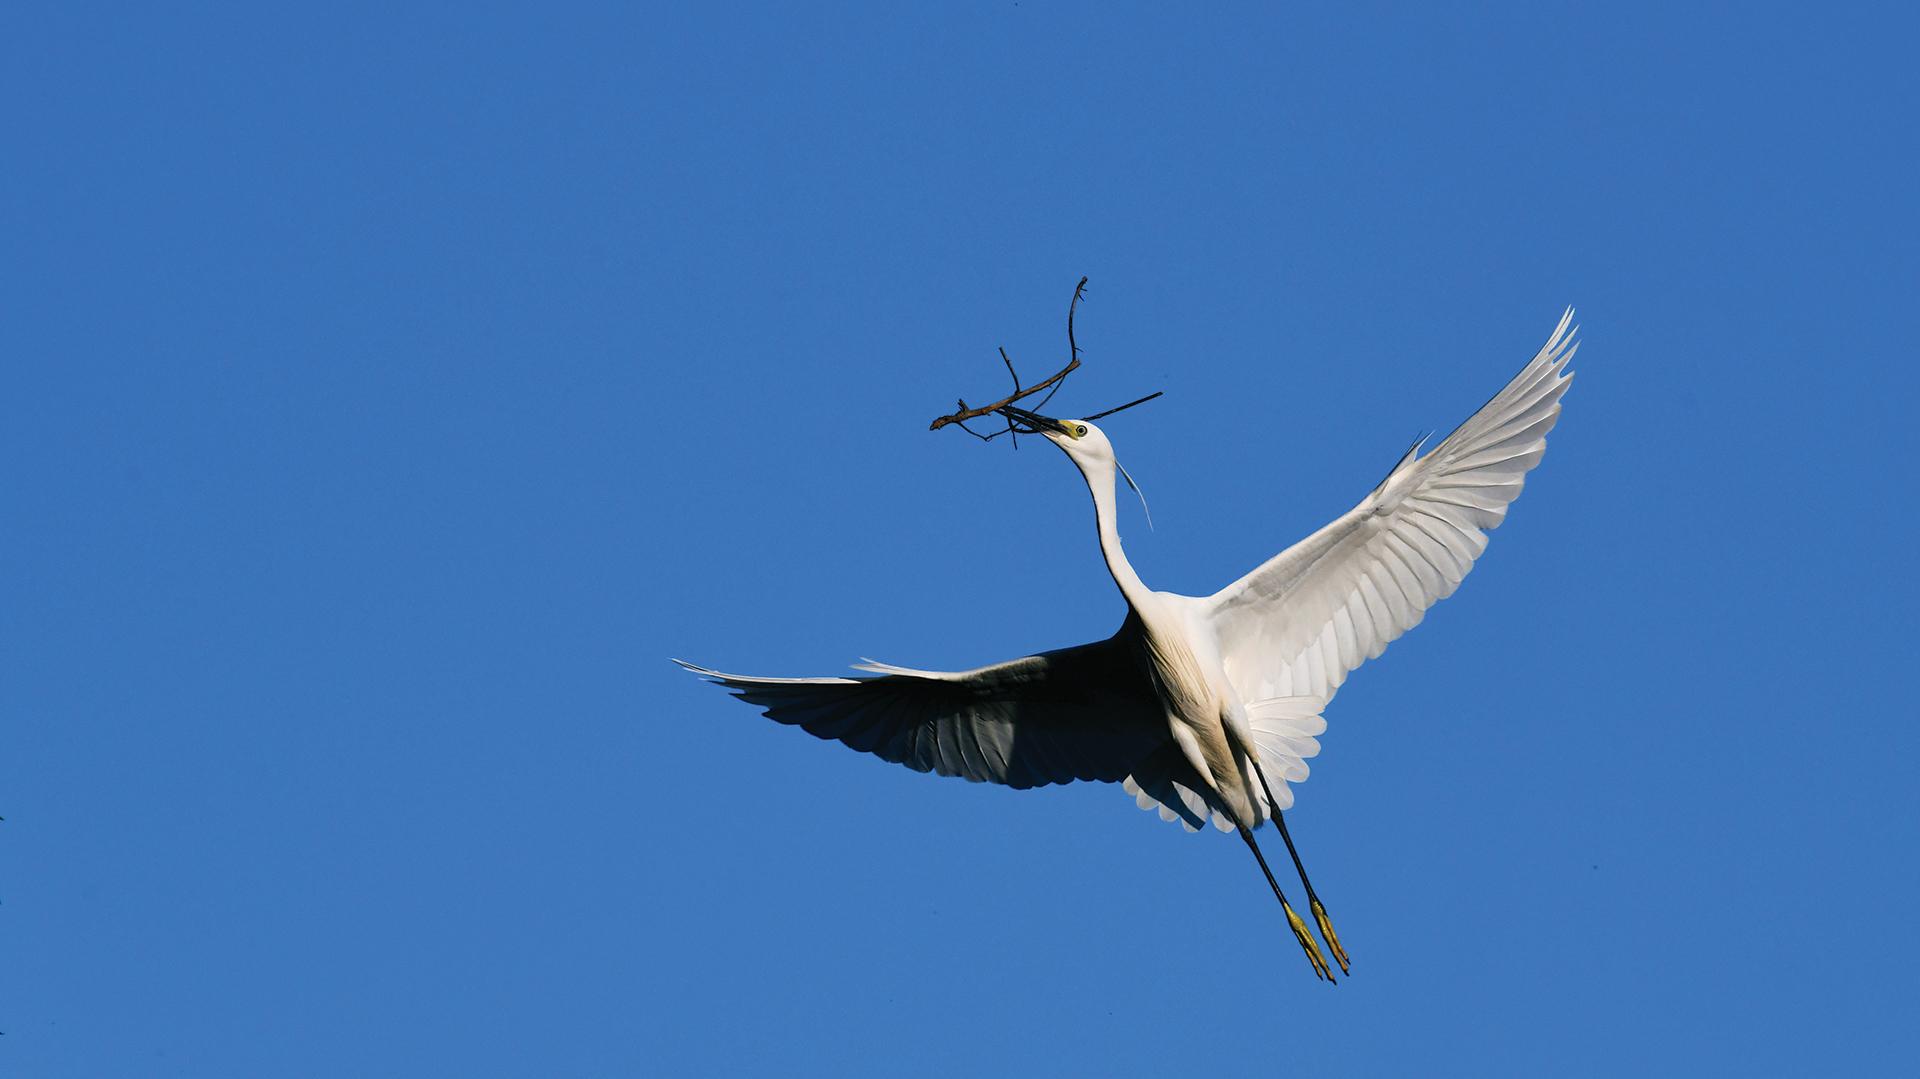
[928,277,1162,444]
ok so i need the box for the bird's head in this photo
[997,404,1115,467]
[998,403,1153,526]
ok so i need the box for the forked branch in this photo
[929,277,1161,441]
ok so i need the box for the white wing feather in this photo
[1207,311,1577,709]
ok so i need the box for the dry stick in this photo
[999,346,1024,448]
[928,277,1089,432]
[930,277,1163,437]
[1029,275,1087,415]
[1082,390,1165,421]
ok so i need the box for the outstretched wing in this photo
[676,625,1168,790]
[1207,310,1577,705]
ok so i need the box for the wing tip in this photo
[672,658,861,687]
[1547,307,1580,368]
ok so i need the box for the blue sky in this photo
[5,3,1917,1075]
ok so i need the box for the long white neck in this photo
[1073,454,1153,611]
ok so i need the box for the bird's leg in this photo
[1250,759,1351,975]
[1237,825,1334,983]
[1275,810,1350,975]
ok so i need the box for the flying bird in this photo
[678,311,1578,981]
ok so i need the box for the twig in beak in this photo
[929,277,1162,438]
[927,280,1087,432]
[1082,391,1165,422]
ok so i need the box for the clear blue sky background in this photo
[5,4,1916,1076]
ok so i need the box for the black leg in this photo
[1238,825,1334,982]
[1250,758,1351,975]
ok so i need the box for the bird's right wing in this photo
[676,626,1169,790]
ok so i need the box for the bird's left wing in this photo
[1205,311,1577,705]
[676,626,1169,790]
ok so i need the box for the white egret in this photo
[679,311,1577,981]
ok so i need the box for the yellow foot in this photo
[1284,902,1334,982]
[1311,897,1351,975]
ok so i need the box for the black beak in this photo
[997,403,1070,435]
